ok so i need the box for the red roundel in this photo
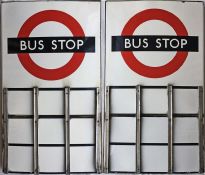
[121,9,188,78]
[18,10,85,80]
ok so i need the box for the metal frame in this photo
[64,87,70,175]
[105,85,204,174]
[3,88,8,174]
[198,86,204,173]
[33,87,39,175]
[167,85,173,174]
[136,85,141,173]
[3,87,101,174]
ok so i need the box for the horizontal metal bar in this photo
[109,171,136,173]
[142,143,199,146]
[142,114,167,117]
[111,113,135,117]
[8,171,34,174]
[2,0,101,4]
[70,144,95,147]
[39,144,65,147]
[69,172,97,174]
[8,115,96,119]
[109,142,199,146]
[8,143,95,147]
[9,143,198,147]
[9,143,33,147]
[39,173,65,174]
[110,142,136,146]
[39,115,96,119]
[8,171,97,174]
[8,115,33,119]
[70,115,96,119]
[39,115,64,119]
[109,86,199,90]
[40,87,97,91]
[7,86,198,91]
[9,171,197,175]
[173,172,200,174]
[173,86,199,89]
[7,87,97,91]
[7,88,33,91]
[141,172,169,174]
[174,113,198,118]
[110,113,198,118]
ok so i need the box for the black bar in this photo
[8,37,95,53]
[112,35,198,52]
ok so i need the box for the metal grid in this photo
[104,85,204,174]
[2,87,101,174]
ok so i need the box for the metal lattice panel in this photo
[104,85,204,174]
[2,87,102,174]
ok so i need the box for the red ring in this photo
[121,9,188,78]
[18,10,85,80]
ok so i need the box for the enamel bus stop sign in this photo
[106,1,204,86]
[2,1,100,87]
[105,1,204,173]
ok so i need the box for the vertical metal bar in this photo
[136,85,141,174]
[33,87,39,175]
[64,87,70,175]
[104,86,110,173]
[3,88,8,174]
[168,85,173,174]
[95,87,101,173]
[198,86,204,173]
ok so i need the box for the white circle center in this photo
[133,20,176,67]
[29,22,73,69]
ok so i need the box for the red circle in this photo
[121,9,188,78]
[18,10,85,80]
